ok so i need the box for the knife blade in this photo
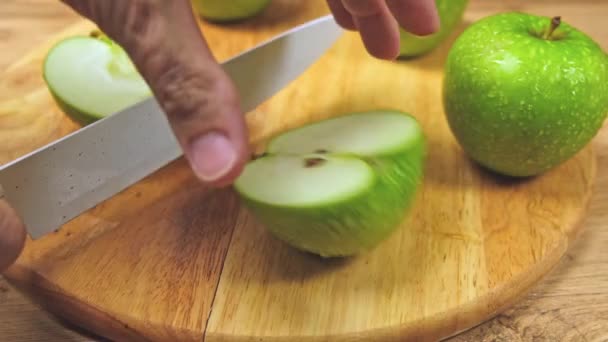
[0,14,343,239]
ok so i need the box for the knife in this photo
[0,14,343,239]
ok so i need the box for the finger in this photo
[326,0,356,30]
[0,199,26,272]
[340,0,400,59]
[62,0,250,187]
[144,1,250,187]
[385,0,440,35]
[153,64,249,188]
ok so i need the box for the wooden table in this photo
[1,0,607,341]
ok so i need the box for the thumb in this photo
[0,198,26,272]
[125,1,251,187]
[142,52,251,188]
[63,0,251,187]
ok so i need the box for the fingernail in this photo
[189,131,236,182]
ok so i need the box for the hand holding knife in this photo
[0,0,439,272]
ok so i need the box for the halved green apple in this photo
[43,32,151,126]
[234,110,426,257]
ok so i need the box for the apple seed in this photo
[252,152,268,160]
[304,157,326,168]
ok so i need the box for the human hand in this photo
[327,0,440,59]
[2,0,249,272]
[0,198,26,272]
[1,0,440,272]
[61,0,252,188]
[60,1,441,190]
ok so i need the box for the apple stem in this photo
[543,16,561,40]
[304,157,326,168]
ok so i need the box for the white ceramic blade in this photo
[0,14,342,239]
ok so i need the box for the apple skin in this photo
[48,88,101,126]
[191,0,272,22]
[398,0,469,58]
[443,12,608,177]
[234,111,426,258]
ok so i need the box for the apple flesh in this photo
[43,32,151,126]
[191,0,272,22]
[398,0,469,58]
[234,111,426,257]
[443,12,608,177]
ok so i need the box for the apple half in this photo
[43,32,151,126]
[234,111,426,257]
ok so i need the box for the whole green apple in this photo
[234,110,426,257]
[443,12,608,177]
[191,0,272,22]
[398,0,469,58]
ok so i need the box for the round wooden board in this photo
[0,1,597,342]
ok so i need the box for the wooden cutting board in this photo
[0,1,598,341]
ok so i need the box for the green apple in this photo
[443,12,608,177]
[43,32,151,126]
[191,0,272,22]
[398,0,469,58]
[234,110,426,258]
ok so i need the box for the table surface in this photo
[1,0,607,341]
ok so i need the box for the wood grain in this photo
[0,0,80,72]
[1,0,607,341]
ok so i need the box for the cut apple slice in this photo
[43,33,151,125]
[234,110,426,257]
